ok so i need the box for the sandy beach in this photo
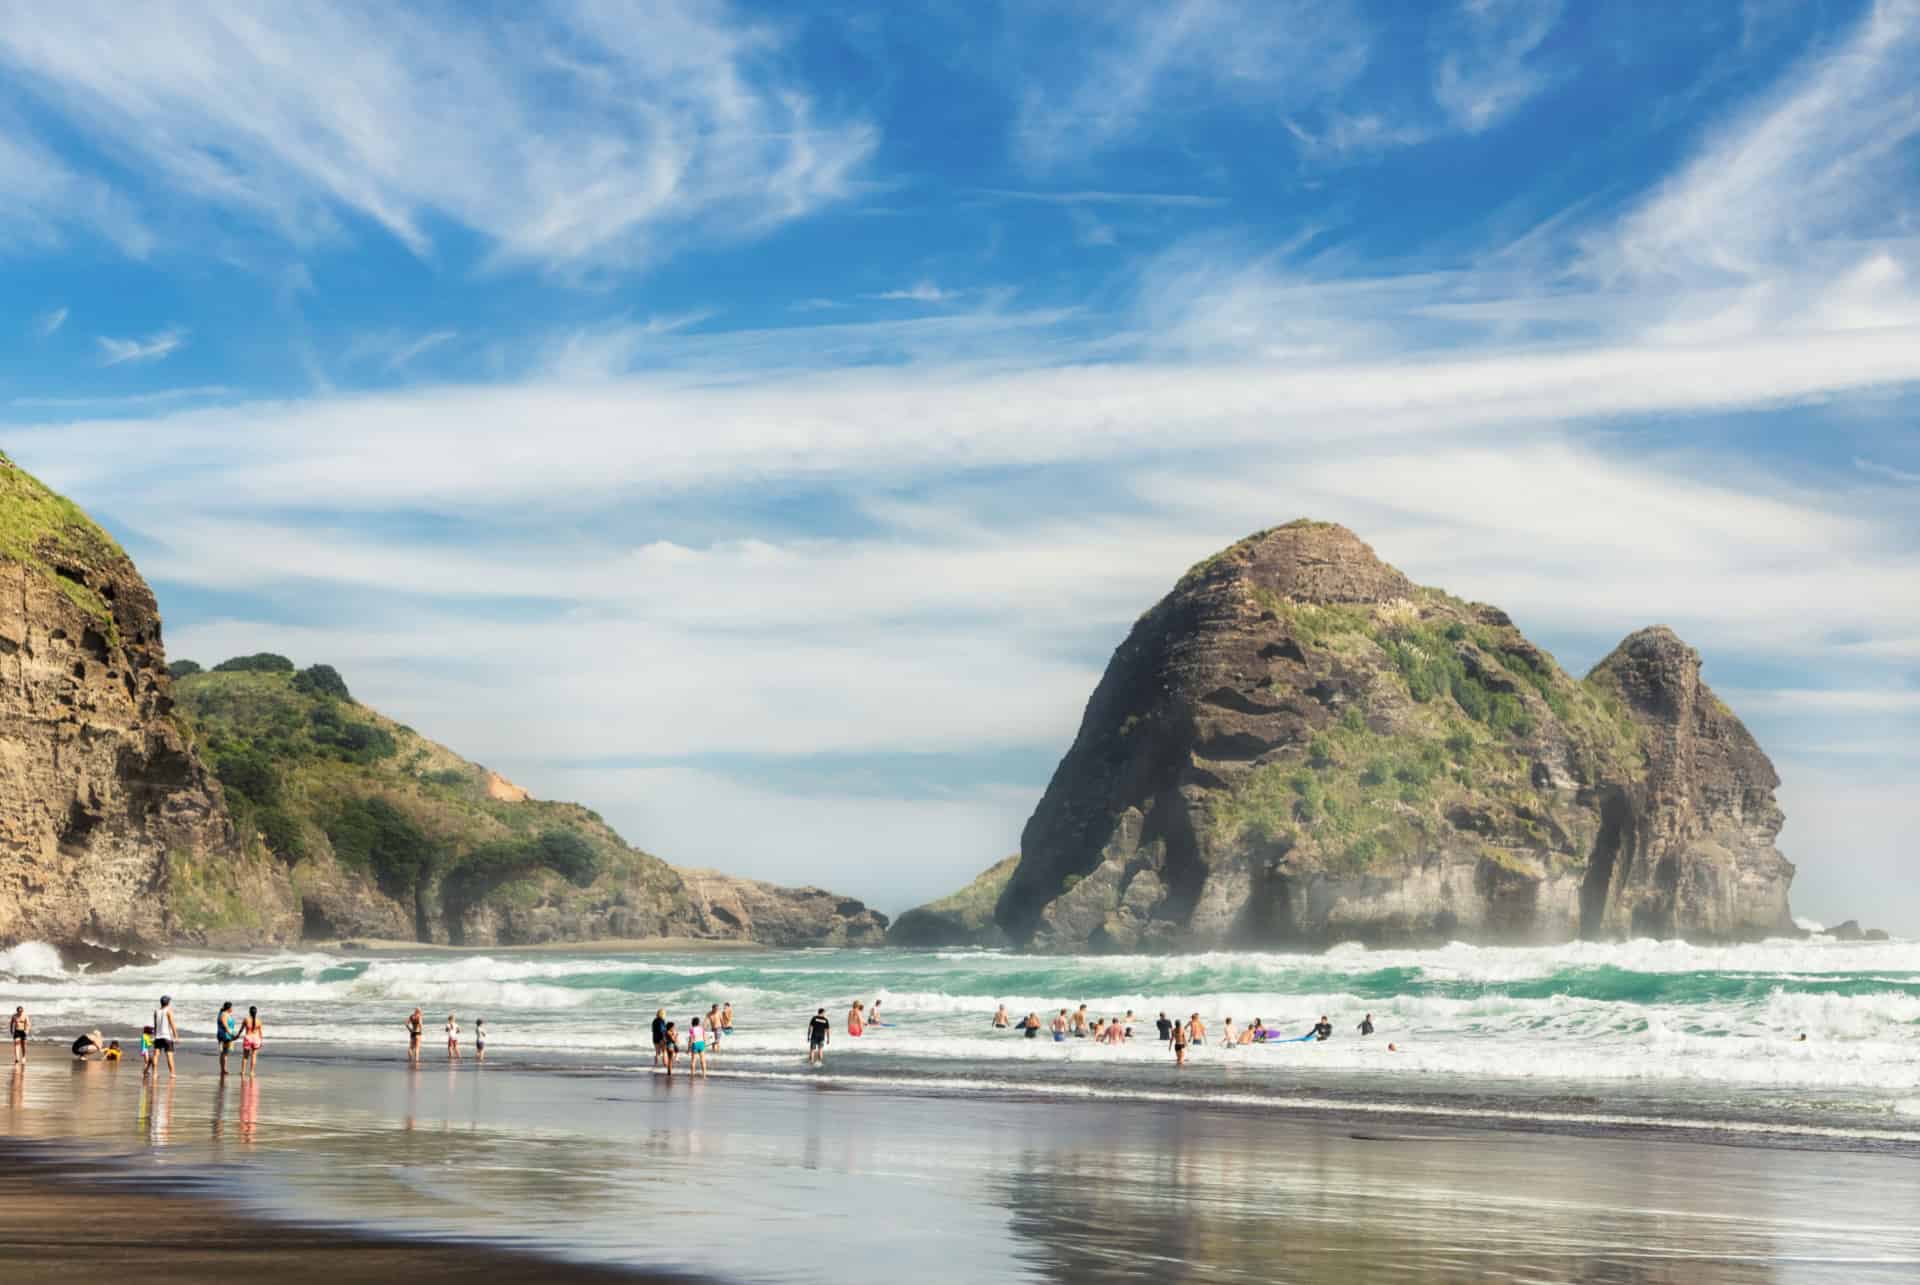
[6,1041,1919,1284]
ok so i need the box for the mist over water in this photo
[7,936,1918,1142]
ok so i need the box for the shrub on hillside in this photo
[212,746,282,808]
[213,653,295,674]
[292,663,352,702]
[307,702,397,763]
[167,659,203,679]
[326,796,440,898]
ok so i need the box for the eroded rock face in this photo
[0,463,297,950]
[995,521,1796,951]
[675,869,890,947]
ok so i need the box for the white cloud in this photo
[0,1,875,273]
[1856,455,1920,485]
[32,305,68,337]
[1013,0,1372,169]
[867,282,958,303]
[1433,0,1564,133]
[0,128,151,256]
[1593,0,1920,287]
[10,385,230,410]
[95,328,185,365]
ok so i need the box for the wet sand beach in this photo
[5,1047,1919,1284]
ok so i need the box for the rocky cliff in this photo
[0,452,296,951]
[1,455,885,952]
[994,521,1794,951]
[888,856,1016,948]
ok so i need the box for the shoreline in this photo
[0,1141,681,1285]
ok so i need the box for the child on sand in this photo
[446,1013,460,1060]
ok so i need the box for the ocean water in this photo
[5,935,1918,1145]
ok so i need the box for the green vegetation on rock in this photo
[173,665,681,940]
[0,451,126,629]
[888,855,1018,947]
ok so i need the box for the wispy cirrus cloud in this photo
[1855,456,1920,485]
[95,328,185,365]
[1012,0,1372,170]
[1432,0,1564,133]
[865,282,959,303]
[0,0,875,274]
[0,127,152,257]
[31,305,68,337]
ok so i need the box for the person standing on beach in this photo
[406,1008,424,1064]
[446,1013,461,1060]
[687,1015,709,1077]
[720,1002,734,1035]
[150,995,178,1078]
[661,1021,678,1077]
[652,1008,669,1066]
[1172,1016,1189,1067]
[706,1004,723,1054]
[240,1006,263,1077]
[847,1002,864,1037]
[474,1018,487,1062]
[9,1006,27,1065]
[216,1002,239,1076]
[807,1008,831,1064]
[1155,1012,1173,1045]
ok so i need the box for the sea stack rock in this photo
[0,453,297,950]
[995,520,1795,951]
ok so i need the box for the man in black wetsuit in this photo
[806,1008,831,1064]
[1358,1014,1375,1036]
[1311,1016,1334,1042]
[1155,1012,1174,1044]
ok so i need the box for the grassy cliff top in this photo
[0,452,128,628]
[0,451,125,569]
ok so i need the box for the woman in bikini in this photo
[846,1002,864,1037]
[405,1008,424,1064]
[240,1006,264,1077]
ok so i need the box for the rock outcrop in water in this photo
[0,455,885,952]
[0,452,296,951]
[992,521,1795,951]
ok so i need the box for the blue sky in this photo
[4,0,1918,926]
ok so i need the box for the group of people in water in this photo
[403,1008,486,1063]
[988,1003,1391,1062]
[650,1001,737,1076]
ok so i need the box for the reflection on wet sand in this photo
[3,1056,1917,1284]
[990,1117,1918,1284]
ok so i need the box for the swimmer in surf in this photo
[1155,1013,1173,1044]
[1071,1005,1089,1037]
[721,1002,734,1034]
[993,1004,1011,1029]
[1172,1017,1189,1067]
[847,1002,865,1037]
[1022,1013,1041,1039]
[1358,1013,1375,1036]
[1221,1017,1237,1048]
[1309,1016,1333,1042]
[1051,1011,1069,1042]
